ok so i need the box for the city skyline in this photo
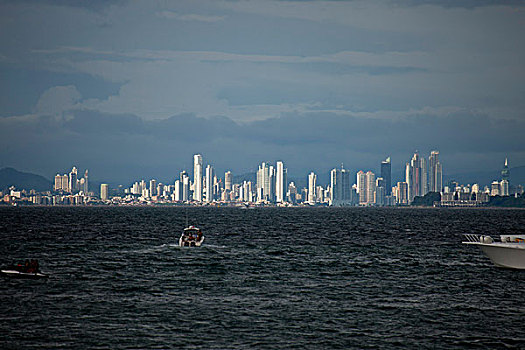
[10,151,514,207]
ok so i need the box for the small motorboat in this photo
[1,260,48,279]
[463,234,525,269]
[179,225,205,247]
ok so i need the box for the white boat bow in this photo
[463,234,525,269]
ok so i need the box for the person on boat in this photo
[197,230,203,241]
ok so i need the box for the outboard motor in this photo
[480,235,494,244]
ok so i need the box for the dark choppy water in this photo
[1,207,524,349]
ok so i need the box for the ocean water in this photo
[0,207,524,349]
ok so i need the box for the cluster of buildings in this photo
[99,151,434,206]
[1,152,522,207]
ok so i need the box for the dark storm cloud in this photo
[1,109,523,184]
[0,0,524,182]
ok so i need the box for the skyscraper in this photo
[375,177,385,206]
[100,184,109,201]
[396,182,408,204]
[83,170,89,194]
[380,157,391,196]
[205,165,214,203]
[330,166,352,206]
[275,161,286,203]
[429,151,442,193]
[405,152,428,203]
[149,179,157,197]
[54,174,69,192]
[225,171,233,191]
[181,172,190,202]
[193,154,203,202]
[357,171,366,204]
[174,180,181,201]
[257,162,274,202]
[308,172,317,204]
[69,167,78,193]
[365,171,376,205]
[501,158,509,182]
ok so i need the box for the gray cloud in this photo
[0,0,523,182]
[1,109,523,185]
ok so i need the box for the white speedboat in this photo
[463,234,525,269]
[1,261,48,279]
[179,226,205,247]
[1,269,48,279]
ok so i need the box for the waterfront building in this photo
[308,172,317,204]
[375,178,385,206]
[357,171,366,204]
[193,154,203,202]
[288,182,298,204]
[257,162,275,202]
[275,161,287,203]
[396,182,408,205]
[174,180,181,201]
[365,171,376,205]
[429,151,442,192]
[100,184,109,201]
[149,179,157,197]
[380,157,392,196]
[83,170,89,194]
[405,152,429,203]
[69,167,78,193]
[330,166,352,206]
[500,180,509,196]
[501,158,509,182]
[205,165,214,203]
[179,171,189,202]
[54,174,69,192]
[491,181,500,196]
[225,171,232,191]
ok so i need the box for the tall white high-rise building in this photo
[429,151,443,193]
[308,172,317,205]
[225,171,233,191]
[100,184,109,201]
[500,179,509,196]
[275,161,287,203]
[375,177,385,206]
[83,170,89,194]
[420,157,428,196]
[405,152,428,203]
[396,182,408,204]
[205,165,214,203]
[149,179,157,197]
[193,154,203,202]
[54,174,69,192]
[174,180,181,201]
[69,167,78,193]
[330,166,352,206]
[357,171,366,204]
[365,171,376,205]
[257,162,274,202]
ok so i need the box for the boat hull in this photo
[478,244,525,269]
[178,236,204,247]
[0,269,48,279]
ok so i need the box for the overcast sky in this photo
[0,0,524,184]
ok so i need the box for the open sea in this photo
[0,206,524,349]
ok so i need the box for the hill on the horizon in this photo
[0,167,52,192]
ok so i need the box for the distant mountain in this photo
[0,167,52,192]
